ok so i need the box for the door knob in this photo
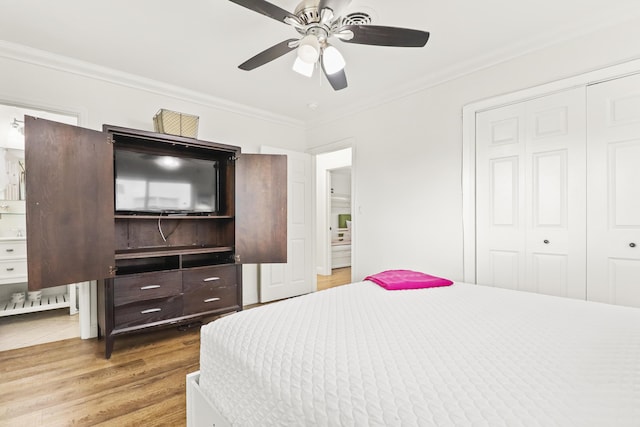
[543,239,550,244]
[631,243,637,248]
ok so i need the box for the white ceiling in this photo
[2,0,640,126]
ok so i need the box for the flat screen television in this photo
[114,149,219,214]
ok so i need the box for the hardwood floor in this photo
[0,325,201,426]
[317,267,352,291]
[0,309,79,351]
[0,270,353,426]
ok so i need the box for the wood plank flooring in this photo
[0,269,352,426]
[317,267,352,291]
[0,325,201,426]
[0,308,79,351]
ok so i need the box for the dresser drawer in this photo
[0,240,27,258]
[183,265,238,314]
[114,296,183,329]
[114,271,182,307]
[0,258,27,280]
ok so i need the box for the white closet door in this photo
[476,87,587,298]
[523,89,587,298]
[586,73,640,308]
[476,102,526,291]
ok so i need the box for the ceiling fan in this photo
[229,0,430,91]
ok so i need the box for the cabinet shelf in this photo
[0,292,70,317]
[115,245,234,260]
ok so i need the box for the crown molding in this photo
[307,11,640,130]
[0,40,305,130]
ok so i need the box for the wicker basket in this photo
[153,109,199,138]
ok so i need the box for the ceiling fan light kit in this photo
[293,56,315,77]
[297,34,321,63]
[322,45,346,75]
[229,0,430,91]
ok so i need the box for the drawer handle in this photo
[140,308,161,314]
[203,297,221,303]
[5,248,14,252]
[140,285,161,290]
[203,277,220,282]
[6,267,14,271]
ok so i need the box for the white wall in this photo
[3,15,640,301]
[306,17,640,283]
[0,54,306,306]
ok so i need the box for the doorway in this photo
[0,102,82,351]
[315,147,353,286]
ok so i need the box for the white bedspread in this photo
[199,282,640,426]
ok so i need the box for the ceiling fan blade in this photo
[318,0,352,16]
[324,68,348,91]
[321,57,348,91]
[340,25,430,47]
[229,0,297,24]
[239,39,298,70]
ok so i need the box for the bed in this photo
[187,280,640,426]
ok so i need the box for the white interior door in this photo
[476,87,587,299]
[259,147,313,303]
[476,102,527,290]
[523,89,587,298]
[586,73,640,308]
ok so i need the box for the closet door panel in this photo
[587,73,640,307]
[531,106,569,140]
[477,88,586,298]
[489,250,520,290]
[490,157,520,226]
[476,103,526,290]
[526,148,571,296]
[532,150,567,227]
[523,88,586,298]
[606,259,640,308]
[531,253,568,297]
[610,142,640,226]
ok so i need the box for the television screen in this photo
[114,150,219,214]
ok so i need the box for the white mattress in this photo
[199,282,640,426]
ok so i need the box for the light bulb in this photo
[323,45,346,74]
[297,35,320,64]
[293,57,314,78]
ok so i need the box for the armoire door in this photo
[235,153,287,264]
[586,73,640,308]
[24,116,115,290]
[476,87,587,299]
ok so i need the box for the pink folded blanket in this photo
[364,269,453,290]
